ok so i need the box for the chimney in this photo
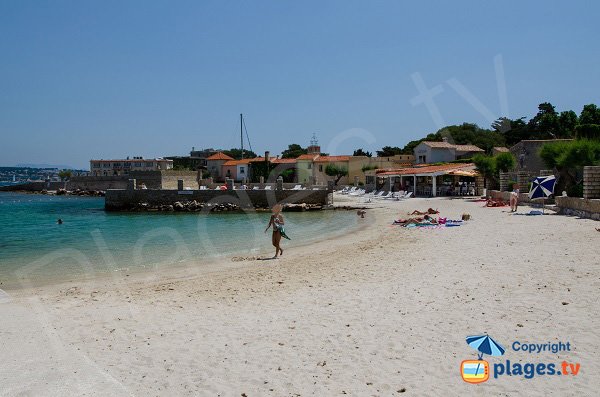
[265,151,270,162]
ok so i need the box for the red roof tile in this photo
[314,155,351,162]
[271,158,296,164]
[206,152,234,161]
[296,154,320,160]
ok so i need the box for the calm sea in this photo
[0,192,358,288]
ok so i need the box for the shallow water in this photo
[0,192,358,287]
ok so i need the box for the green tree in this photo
[579,104,600,125]
[473,154,496,187]
[324,164,348,185]
[361,164,378,173]
[281,144,308,159]
[575,124,600,140]
[353,148,372,157]
[528,102,560,138]
[494,152,516,173]
[492,117,531,147]
[58,169,72,181]
[540,139,600,195]
[376,146,403,157]
[223,148,257,160]
[558,110,578,137]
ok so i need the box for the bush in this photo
[575,124,600,140]
[495,152,516,173]
[567,183,583,197]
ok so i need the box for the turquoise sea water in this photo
[0,192,358,287]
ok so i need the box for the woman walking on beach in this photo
[265,204,290,258]
[510,183,520,212]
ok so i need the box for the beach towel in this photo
[275,222,291,240]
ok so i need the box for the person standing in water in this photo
[265,204,290,258]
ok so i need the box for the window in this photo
[123,163,131,168]
[418,155,427,163]
[103,163,111,168]
[134,162,142,167]
[239,167,245,174]
[308,163,312,169]
[93,163,100,168]
[145,162,154,168]
[319,165,323,172]
[112,163,122,167]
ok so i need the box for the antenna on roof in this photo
[310,133,318,146]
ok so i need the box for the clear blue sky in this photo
[1,1,599,169]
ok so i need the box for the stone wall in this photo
[583,166,600,199]
[499,172,509,192]
[105,189,331,211]
[556,196,600,220]
[489,190,553,205]
[157,170,199,190]
[68,175,129,190]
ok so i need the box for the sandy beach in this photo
[1,195,598,396]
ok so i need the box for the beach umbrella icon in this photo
[528,175,556,200]
[465,334,505,378]
[466,334,505,358]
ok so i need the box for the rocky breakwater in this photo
[131,200,241,213]
[124,201,325,213]
[41,188,106,197]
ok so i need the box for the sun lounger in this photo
[377,192,393,199]
[265,185,272,190]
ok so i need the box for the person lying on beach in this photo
[394,217,424,225]
[394,215,438,225]
[409,208,439,215]
[486,198,507,207]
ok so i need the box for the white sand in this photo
[1,195,599,396]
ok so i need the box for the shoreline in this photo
[2,201,372,297]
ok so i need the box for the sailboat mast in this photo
[240,113,244,160]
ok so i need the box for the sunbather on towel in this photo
[394,217,424,225]
[409,208,439,215]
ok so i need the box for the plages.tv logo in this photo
[461,334,505,384]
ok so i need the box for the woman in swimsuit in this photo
[265,204,286,258]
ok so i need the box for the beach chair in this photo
[377,191,393,199]
[265,185,272,190]
[402,191,413,199]
[252,186,259,190]
[292,185,302,190]
[350,189,366,196]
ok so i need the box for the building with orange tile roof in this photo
[206,152,234,180]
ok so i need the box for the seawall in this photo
[105,189,332,211]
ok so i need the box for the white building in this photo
[413,139,484,164]
[90,157,173,176]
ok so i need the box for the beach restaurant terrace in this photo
[372,163,481,197]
